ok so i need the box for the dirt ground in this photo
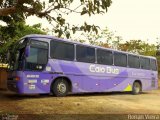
[0,89,160,120]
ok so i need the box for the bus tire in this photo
[132,82,141,95]
[51,78,69,97]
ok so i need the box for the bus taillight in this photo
[14,76,20,81]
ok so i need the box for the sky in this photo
[25,0,160,44]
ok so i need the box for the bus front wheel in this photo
[51,78,69,97]
[132,82,141,95]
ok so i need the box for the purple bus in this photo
[7,34,158,97]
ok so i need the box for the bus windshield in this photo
[25,40,48,71]
[9,39,48,71]
[13,47,25,70]
[9,39,27,71]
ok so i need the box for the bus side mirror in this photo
[25,46,30,57]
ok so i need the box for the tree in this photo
[75,28,160,74]
[0,0,112,63]
[74,27,121,49]
[0,22,46,63]
[118,40,157,56]
[0,0,112,38]
[75,28,158,56]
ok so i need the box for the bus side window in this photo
[50,40,74,61]
[128,55,140,68]
[97,49,113,65]
[140,57,150,70]
[114,52,127,67]
[76,45,95,63]
[150,59,157,71]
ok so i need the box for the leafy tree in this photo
[75,27,121,49]
[118,40,157,56]
[0,22,46,63]
[0,0,112,63]
[78,28,157,56]
[0,0,112,62]
[0,0,112,38]
[76,28,160,74]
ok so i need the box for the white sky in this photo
[25,0,160,44]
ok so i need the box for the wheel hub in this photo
[134,85,140,93]
[57,82,66,94]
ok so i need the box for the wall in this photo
[0,69,7,90]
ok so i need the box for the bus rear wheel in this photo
[132,82,141,95]
[51,78,69,97]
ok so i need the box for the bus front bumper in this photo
[7,79,19,93]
